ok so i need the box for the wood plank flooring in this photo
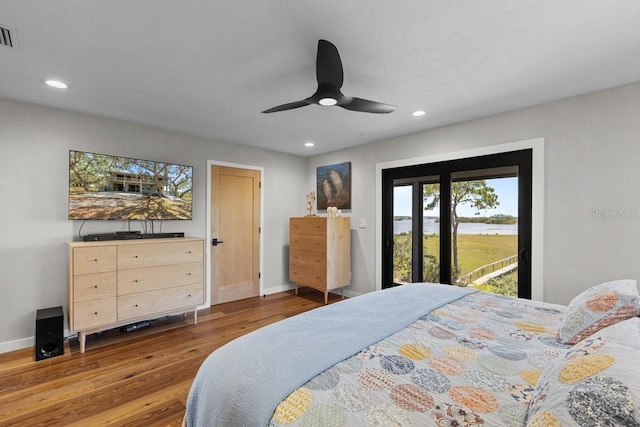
[0,289,342,427]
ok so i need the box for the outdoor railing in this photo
[456,254,519,286]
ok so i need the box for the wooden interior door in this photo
[210,165,261,304]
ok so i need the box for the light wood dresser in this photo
[68,237,204,353]
[289,217,350,304]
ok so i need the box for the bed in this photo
[184,280,640,426]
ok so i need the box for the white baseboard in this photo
[263,284,295,295]
[0,336,34,354]
[0,329,75,355]
[264,284,362,300]
[341,288,361,299]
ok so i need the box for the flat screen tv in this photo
[68,150,193,220]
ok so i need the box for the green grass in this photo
[394,232,519,296]
[422,233,517,275]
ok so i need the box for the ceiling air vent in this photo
[0,25,14,48]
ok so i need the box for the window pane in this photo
[451,174,518,297]
[393,185,412,284]
[422,182,440,283]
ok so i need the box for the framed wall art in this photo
[316,161,351,210]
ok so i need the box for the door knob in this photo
[212,238,224,246]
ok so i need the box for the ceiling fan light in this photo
[44,79,68,89]
[319,97,337,106]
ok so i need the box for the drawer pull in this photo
[187,251,192,254]
[187,272,192,275]
[134,255,138,258]
[94,285,98,289]
[187,294,192,297]
[94,312,98,315]
[135,304,138,307]
[134,280,139,283]
[93,259,98,262]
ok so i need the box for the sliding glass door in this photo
[382,150,532,298]
[392,177,440,284]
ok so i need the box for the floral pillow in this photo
[558,279,640,345]
[526,317,640,427]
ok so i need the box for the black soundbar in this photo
[82,232,185,242]
[139,232,185,239]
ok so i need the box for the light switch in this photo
[359,218,367,228]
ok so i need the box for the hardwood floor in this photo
[0,289,342,426]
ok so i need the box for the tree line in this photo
[394,214,517,225]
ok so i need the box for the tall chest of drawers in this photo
[68,237,204,353]
[289,217,350,304]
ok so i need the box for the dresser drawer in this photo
[290,266,326,289]
[117,262,203,295]
[118,240,203,270]
[74,272,117,301]
[290,234,326,253]
[117,284,204,321]
[290,250,326,269]
[290,217,327,236]
[73,246,117,275]
[73,298,117,330]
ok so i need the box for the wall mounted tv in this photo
[68,150,193,220]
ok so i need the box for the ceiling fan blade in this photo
[264,40,397,115]
[261,100,310,114]
[316,39,343,88]
[339,97,397,114]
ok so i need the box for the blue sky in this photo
[394,177,518,217]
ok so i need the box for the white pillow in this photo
[558,279,639,345]
[526,317,640,426]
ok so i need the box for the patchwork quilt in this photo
[268,291,567,426]
[185,281,640,426]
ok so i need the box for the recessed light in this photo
[44,79,68,89]
[412,110,426,117]
[304,142,315,147]
[319,97,337,106]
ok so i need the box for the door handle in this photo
[518,245,530,264]
[212,238,224,246]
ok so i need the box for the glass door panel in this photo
[392,177,440,285]
[422,182,440,283]
[450,168,519,296]
[393,185,412,284]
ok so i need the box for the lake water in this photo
[394,218,517,235]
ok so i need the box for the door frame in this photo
[205,160,264,306]
[382,151,531,296]
[375,138,545,301]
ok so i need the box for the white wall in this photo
[2,81,639,353]
[0,98,306,352]
[309,81,640,305]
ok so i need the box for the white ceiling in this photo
[1,1,639,156]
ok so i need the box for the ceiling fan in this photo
[262,39,397,114]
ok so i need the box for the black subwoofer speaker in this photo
[35,306,64,361]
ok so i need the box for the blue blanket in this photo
[184,283,475,426]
